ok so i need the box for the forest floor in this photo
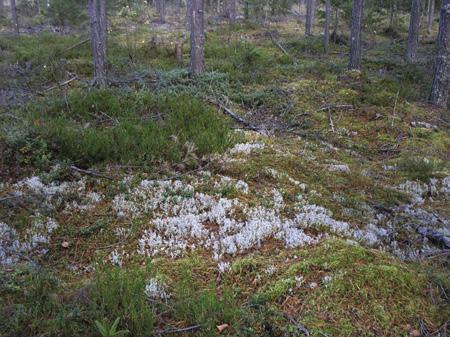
[0,11,449,337]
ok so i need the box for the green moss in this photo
[231,256,259,275]
[288,240,444,336]
[265,278,295,301]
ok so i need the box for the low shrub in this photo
[398,157,443,182]
[2,89,232,167]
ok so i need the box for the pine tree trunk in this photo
[305,0,313,36]
[426,0,435,32]
[176,0,181,16]
[324,0,331,53]
[333,6,338,38]
[99,0,107,57]
[429,0,449,107]
[228,0,236,23]
[190,0,205,75]
[311,0,316,28]
[244,0,249,20]
[11,0,19,35]
[223,0,228,16]
[156,0,166,23]
[406,0,421,62]
[389,0,397,29]
[89,0,107,88]
[349,0,364,70]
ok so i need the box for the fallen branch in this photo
[267,30,298,65]
[61,38,90,54]
[207,98,264,133]
[316,104,353,112]
[70,165,114,180]
[327,108,336,133]
[268,31,289,56]
[43,76,78,93]
[0,194,22,203]
[153,324,201,335]
[284,313,310,336]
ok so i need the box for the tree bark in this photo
[305,0,313,36]
[426,0,435,32]
[349,0,364,70]
[176,0,181,16]
[156,0,166,23]
[406,0,421,62]
[244,0,249,20]
[311,0,316,28]
[324,0,331,53]
[222,0,228,16]
[389,0,397,29]
[332,6,338,38]
[429,0,449,107]
[99,0,107,57]
[190,0,205,75]
[228,0,236,23]
[11,0,19,35]
[89,0,108,88]
[0,0,4,18]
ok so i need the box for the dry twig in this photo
[70,165,115,180]
[207,98,264,133]
[153,324,201,335]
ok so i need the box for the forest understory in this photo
[0,1,449,336]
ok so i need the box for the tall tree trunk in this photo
[228,0,236,22]
[0,0,4,18]
[89,0,107,88]
[296,0,302,22]
[332,6,338,38]
[99,0,107,57]
[176,0,181,16]
[426,0,435,32]
[349,0,364,70]
[305,0,313,36]
[156,0,166,23]
[209,0,213,15]
[389,0,397,29]
[429,0,449,107]
[223,0,228,16]
[244,0,249,20]
[311,0,316,28]
[324,0,331,53]
[216,0,220,15]
[190,0,205,75]
[11,0,19,35]
[186,0,191,27]
[406,0,421,62]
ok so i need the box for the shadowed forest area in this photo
[0,0,449,336]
